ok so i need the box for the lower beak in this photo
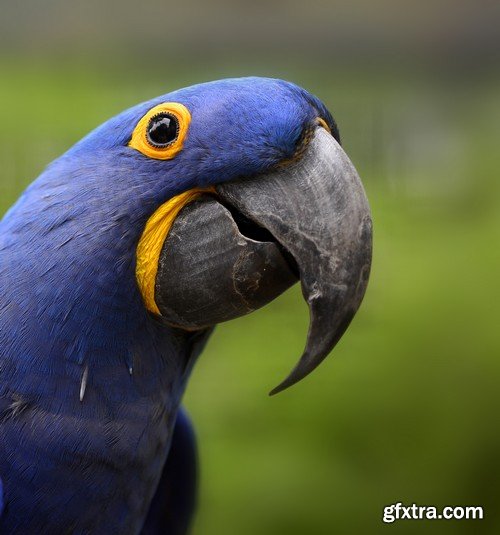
[155,127,372,394]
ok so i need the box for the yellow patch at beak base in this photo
[136,187,215,315]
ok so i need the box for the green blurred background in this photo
[1,1,499,533]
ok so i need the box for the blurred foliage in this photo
[1,57,499,535]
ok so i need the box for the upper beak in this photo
[155,127,372,394]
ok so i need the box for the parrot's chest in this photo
[0,375,181,535]
[66,390,180,533]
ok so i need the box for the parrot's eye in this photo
[147,113,179,148]
[129,102,191,160]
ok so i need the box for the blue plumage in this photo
[0,77,335,533]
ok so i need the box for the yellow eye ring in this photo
[129,102,191,160]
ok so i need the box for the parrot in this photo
[0,77,372,534]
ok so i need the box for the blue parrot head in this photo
[3,76,370,395]
[63,77,338,211]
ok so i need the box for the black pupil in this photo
[147,113,178,147]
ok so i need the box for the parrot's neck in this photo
[0,166,212,532]
[0,163,209,403]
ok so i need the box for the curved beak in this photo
[155,127,372,394]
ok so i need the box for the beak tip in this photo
[267,355,314,396]
[268,382,289,397]
[268,366,305,396]
[269,378,288,395]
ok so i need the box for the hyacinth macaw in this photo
[0,77,372,534]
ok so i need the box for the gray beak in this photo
[155,127,372,394]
